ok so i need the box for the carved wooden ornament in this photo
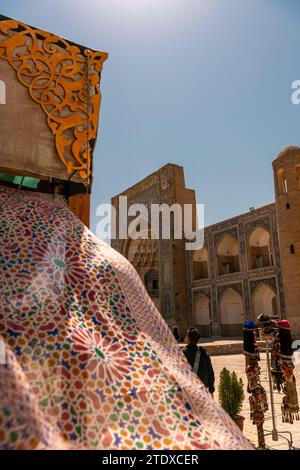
[0,19,108,181]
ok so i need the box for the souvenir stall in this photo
[244,315,299,449]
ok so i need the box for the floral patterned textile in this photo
[0,187,252,450]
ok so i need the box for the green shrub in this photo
[218,367,245,418]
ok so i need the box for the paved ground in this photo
[211,354,300,450]
[179,337,244,355]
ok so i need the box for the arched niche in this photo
[217,235,240,276]
[194,295,211,336]
[248,226,273,269]
[219,288,244,336]
[193,248,209,280]
[252,283,278,320]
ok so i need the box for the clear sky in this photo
[1,0,300,236]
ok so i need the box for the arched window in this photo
[248,227,273,269]
[219,288,244,336]
[144,270,159,298]
[277,169,288,195]
[193,248,209,280]
[253,284,278,320]
[217,235,240,275]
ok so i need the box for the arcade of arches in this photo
[193,283,279,337]
[191,208,282,336]
[112,161,288,339]
[123,211,283,338]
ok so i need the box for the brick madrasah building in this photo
[112,146,300,338]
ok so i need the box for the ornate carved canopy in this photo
[0,16,108,183]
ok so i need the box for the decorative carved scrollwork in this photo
[0,19,108,181]
[214,226,238,246]
[194,288,211,299]
[250,277,277,294]
[217,282,243,299]
[245,218,271,237]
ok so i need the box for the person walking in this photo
[183,328,215,395]
[173,323,180,342]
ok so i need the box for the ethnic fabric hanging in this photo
[257,314,299,425]
[257,313,283,393]
[243,320,268,427]
[277,320,299,424]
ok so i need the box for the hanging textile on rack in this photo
[243,321,268,428]
[277,320,299,424]
[257,313,283,393]
[270,328,284,392]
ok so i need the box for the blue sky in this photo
[1,0,300,235]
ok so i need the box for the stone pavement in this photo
[179,337,244,355]
[198,337,243,355]
[211,354,300,450]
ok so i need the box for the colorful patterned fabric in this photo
[243,322,267,449]
[277,322,299,423]
[243,323,268,426]
[0,187,252,450]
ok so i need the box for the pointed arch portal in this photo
[253,283,278,320]
[194,295,211,336]
[219,288,244,336]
